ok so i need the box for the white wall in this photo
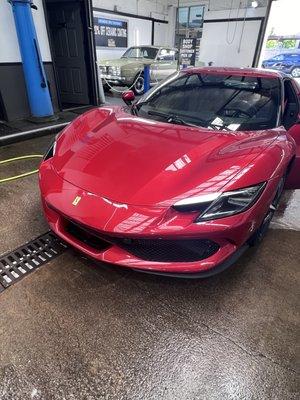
[92,0,169,21]
[199,5,267,67]
[153,22,169,46]
[200,20,262,67]
[0,0,51,63]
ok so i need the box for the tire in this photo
[132,73,145,95]
[291,67,300,78]
[248,174,286,246]
[103,84,111,93]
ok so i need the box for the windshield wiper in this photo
[147,110,200,127]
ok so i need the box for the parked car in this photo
[98,45,178,94]
[39,67,300,278]
[262,53,300,78]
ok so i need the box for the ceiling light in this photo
[251,1,258,8]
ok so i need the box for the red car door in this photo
[284,79,300,189]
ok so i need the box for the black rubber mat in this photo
[0,232,67,290]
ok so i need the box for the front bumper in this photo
[39,162,276,275]
[100,73,128,86]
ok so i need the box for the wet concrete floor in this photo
[0,135,299,399]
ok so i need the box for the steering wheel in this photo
[221,100,259,119]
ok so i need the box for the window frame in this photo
[282,77,300,128]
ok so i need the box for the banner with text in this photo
[94,17,128,48]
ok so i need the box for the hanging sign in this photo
[180,38,197,66]
[93,17,128,48]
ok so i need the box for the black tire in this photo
[248,174,286,246]
[103,84,111,93]
[132,73,144,95]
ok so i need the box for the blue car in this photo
[262,53,300,78]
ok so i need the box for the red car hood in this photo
[52,107,278,207]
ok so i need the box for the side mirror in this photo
[122,90,135,105]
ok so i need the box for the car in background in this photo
[262,53,300,78]
[39,67,300,278]
[98,45,178,95]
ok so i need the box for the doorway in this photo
[44,0,96,109]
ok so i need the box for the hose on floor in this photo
[0,155,43,183]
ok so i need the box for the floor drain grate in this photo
[0,232,67,290]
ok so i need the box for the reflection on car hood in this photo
[52,107,279,207]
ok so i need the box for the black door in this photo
[47,1,90,107]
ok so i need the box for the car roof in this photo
[269,53,300,57]
[129,45,177,50]
[184,66,286,79]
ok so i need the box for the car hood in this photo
[99,58,153,67]
[52,107,278,207]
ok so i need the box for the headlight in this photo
[99,66,107,76]
[108,66,121,76]
[173,183,266,222]
[44,133,61,160]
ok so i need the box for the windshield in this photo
[121,47,159,59]
[136,72,281,131]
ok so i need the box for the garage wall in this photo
[199,5,267,67]
[92,0,169,21]
[200,20,262,67]
[154,21,170,46]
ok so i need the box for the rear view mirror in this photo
[122,90,135,105]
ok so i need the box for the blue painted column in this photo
[143,64,150,93]
[9,0,54,118]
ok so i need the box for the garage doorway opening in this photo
[258,0,300,81]
[44,0,97,110]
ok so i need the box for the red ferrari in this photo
[39,67,300,277]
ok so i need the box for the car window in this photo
[283,80,299,130]
[273,55,284,61]
[158,49,176,61]
[122,47,158,59]
[137,73,281,131]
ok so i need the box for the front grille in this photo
[63,218,219,263]
[99,66,108,75]
[65,220,111,252]
[111,238,220,263]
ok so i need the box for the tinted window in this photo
[137,73,281,131]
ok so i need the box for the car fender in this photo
[223,132,295,191]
